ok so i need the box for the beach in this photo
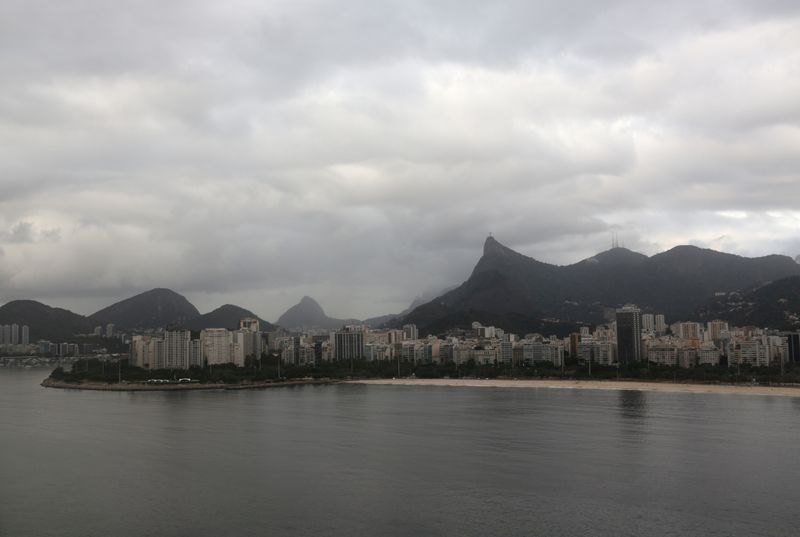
[349,378,800,397]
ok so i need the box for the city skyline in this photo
[4,3,800,536]
[17,308,798,373]
[2,1,800,319]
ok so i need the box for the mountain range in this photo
[0,300,95,341]
[0,289,275,341]
[275,289,458,330]
[698,276,800,330]
[2,237,799,341]
[401,236,800,334]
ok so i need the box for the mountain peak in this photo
[277,296,334,328]
[483,235,506,256]
[482,235,531,260]
[586,247,648,266]
[90,288,199,329]
[297,296,325,314]
[403,236,800,333]
[186,304,273,332]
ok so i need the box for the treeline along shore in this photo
[41,357,344,391]
[40,356,800,394]
[41,377,337,392]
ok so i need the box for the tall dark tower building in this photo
[334,327,365,362]
[786,332,800,364]
[616,305,642,365]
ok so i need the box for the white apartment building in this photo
[473,346,498,365]
[733,340,767,367]
[655,314,667,334]
[648,345,678,366]
[697,346,721,366]
[164,330,191,370]
[522,341,565,366]
[642,314,655,333]
[402,324,419,341]
[201,328,232,365]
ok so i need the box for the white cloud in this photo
[0,0,799,318]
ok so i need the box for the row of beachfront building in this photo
[127,306,800,370]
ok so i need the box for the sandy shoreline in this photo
[348,378,800,397]
[40,377,800,397]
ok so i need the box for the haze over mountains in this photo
[273,292,449,330]
[2,236,799,341]
[400,237,800,334]
[276,296,359,330]
[0,289,274,341]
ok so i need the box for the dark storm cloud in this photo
[0,0,799,318]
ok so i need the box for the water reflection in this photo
[617,390,648,445]
[618,390,647,419]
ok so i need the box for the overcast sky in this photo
[1,0,800,320]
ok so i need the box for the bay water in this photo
[2,369,799,536]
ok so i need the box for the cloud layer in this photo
[1,0,799,319]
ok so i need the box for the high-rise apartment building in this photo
[642,314,655,333]
[707,320,729,342]
[334,327,365,361]
[678,322,702,340]
[786,332,800,364]
[402,324,419,341]
[569,333,581,359]
[190,339,203,367]
[154,339,166,369]
[131,335,157,369]
[201,328,232,365]
[164,330,191,369]
[232,329,262,366]
[11,324,19,345]
[387,329,404,345]
[655,314,667,334]
[21,325,29,345]
[499,340,513,365]
[616,305,643,365]
[239,318,260,332]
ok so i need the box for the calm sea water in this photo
[2,369,800,537]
